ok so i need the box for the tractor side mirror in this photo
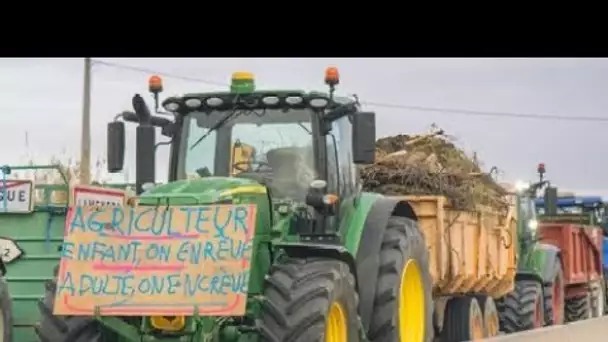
[107,121,125,173]
[352,112,376,164]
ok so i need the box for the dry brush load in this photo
[360,130,509,211]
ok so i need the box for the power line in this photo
[92,59,608,123]
[92,59,227,87]
[360,101,608,122]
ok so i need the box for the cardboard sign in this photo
[72,185,126,207]
[0,180,33,213]
[53,204,257,316]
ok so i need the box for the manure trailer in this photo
[35,69,445,342]
[533,193,605,321]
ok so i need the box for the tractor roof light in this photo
[537,162,546,175]
[324,67,339,86]
[148,75,163,94]
[162,97,182,112]
[231,71,255,93]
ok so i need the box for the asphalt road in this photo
[484,317,608,342]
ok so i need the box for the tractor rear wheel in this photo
[367,216,433,342]
[440,296,485,342]
[257,258,360,342]
[590,280,605,317]
[498,280,544,333]
[543,262,565,325]
[565,292,591,322]
[35,266,102,342]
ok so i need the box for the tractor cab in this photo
[512,181,539,243]
[107,69,376,211]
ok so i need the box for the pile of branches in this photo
[360,130,508,211]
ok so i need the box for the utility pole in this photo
[80,57,92,185]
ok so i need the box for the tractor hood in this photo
[137,176,267,206]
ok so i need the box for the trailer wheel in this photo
[0,278,13,342]
[257,258,360,342]
[590,280,605,317]
[440,296,484,341]
[498,280,544,333]
[475,295,499,338]
[543,262,565,325]
[367,216,434,342]
[34,266,102,342]
[565,292,591,322]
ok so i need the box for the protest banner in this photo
[53,204,257,316]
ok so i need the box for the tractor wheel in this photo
[257,257,360,342]
[0,278,13,342]
[475,295,499,338]
[440,296,485,342]
[498,280,544,333]
[565,292,592,322]
[367,216,433,342]
[590,280,605,317]
[35,266,102,342]
[543,262,565,325]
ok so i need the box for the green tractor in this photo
[497,164,565,332]
[35,69,435,341]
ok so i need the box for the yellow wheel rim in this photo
[471,314,484,340]
[486,309,499,337]
[398,259,425,342]
[325,302,347,342]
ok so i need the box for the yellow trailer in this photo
[393,195,517,341]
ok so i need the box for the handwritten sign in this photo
[71,185,126,207]
[0,180,33,213]
[53,204,257,316]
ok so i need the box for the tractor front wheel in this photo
[498,280,544,333]
[257,258,360,342]
[35,266,102,342]
[543,262,565,326]
[367,216,433,342]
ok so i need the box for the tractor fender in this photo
[353,196,418,332]
[275,242,358,291]
[522,242,562,285]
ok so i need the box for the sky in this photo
[1,57,607,195]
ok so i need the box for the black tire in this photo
[475,295,499,338]
[257,258,360,342]
[0,278,13,342]
[35,266,101,342]
[590,280,605,317]
[440,296,484,342]
[565,292,591,322]
[543,262,565,326]
[498,280,544,333]
[367,216,434,342]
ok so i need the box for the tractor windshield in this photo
[178,108,316,198]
